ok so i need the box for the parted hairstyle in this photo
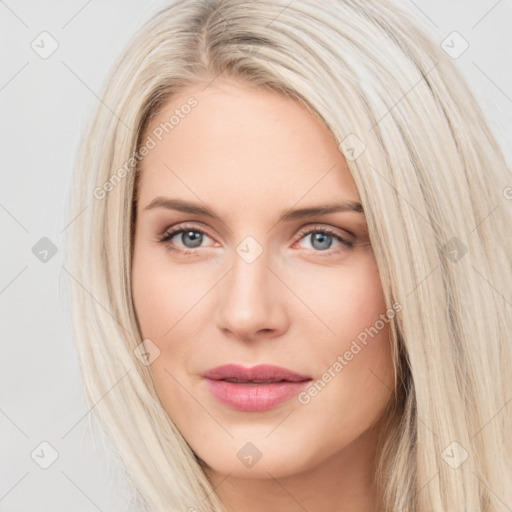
[65,0,512,510]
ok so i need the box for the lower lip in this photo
[204,378,311,411]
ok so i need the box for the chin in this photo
[198,437,324,479]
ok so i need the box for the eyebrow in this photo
[143,197,364,221]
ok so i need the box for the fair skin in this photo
[132,79,395,512]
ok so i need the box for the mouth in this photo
[202,364,312,412]
[219,378,300,383]
[202,363,312,382]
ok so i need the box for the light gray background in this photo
[1,1,511,510]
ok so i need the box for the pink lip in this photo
[202,364,312,412]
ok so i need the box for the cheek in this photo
[337,259,393,376]
[131,244,207,340]
[333,264,390,365]
[294,255,394,415]
[131,245,199,409]
[290,252,388,344]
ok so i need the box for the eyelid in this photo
[158,222,216,245]
[295,223,354,243]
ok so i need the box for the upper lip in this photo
[202,364,312,383]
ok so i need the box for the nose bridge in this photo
[234,242,268,293]
[226,242,272,314]
[215,237,288,339]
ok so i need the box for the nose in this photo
[215,249,290,343]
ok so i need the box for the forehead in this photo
[137,80,359,210]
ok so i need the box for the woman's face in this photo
[132,80,395,479]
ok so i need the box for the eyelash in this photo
[157,223,355,256]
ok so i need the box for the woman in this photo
[66,0,512,510]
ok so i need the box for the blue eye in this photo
[159,227,213,251]
[296,228,354,254]
[158,224,354,255]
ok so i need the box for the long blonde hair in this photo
[65,0,512,510]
